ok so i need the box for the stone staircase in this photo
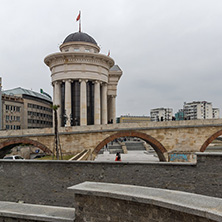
[108,143,123,154]
[125,142,146,151]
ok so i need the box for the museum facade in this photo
[44,31,122,127]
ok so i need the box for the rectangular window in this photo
[16,107,21,112]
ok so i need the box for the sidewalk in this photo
[95,150,159,162]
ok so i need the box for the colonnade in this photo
[53,79,116,127]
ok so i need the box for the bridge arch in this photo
[0,138,52,158]
[93,131,167,161]
[200,129,222,152]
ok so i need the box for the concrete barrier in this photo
[0,201,75,222]
[69,182,222,222]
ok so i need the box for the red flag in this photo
[76,12,80,21]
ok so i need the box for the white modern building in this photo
[44,31,122,127]
[150,108,173,121]
[213,108,220,119]
[183,101,219,120]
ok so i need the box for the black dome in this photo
[63,32,97,45]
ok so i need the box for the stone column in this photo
[94,81,101,125]
[54,81,61,127]
[101,83,107,124]
[65,79,72,126]
[80,79,87,126]
[110,95,116,124]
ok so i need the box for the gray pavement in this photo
[95,150,159,162]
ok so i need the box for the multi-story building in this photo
[2,87,53,129]
[212,108,220,119]
[150,108,173,121]
[183,101,214,120]
[2,94,24,130]
[116,115,151,123]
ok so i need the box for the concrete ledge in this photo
[69,181,222,221]
[1,159,197,166]
[0,201,75,222]
[196,152,222,156]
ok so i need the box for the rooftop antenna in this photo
[76,10,81,32]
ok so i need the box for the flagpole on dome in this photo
[76,11,81,32]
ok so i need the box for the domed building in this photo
[44,31,122,127]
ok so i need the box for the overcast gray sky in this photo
[1,0,222,117]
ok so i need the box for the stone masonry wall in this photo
[74,194,216,222]
[1,119,222,158]
[0,153,221,207]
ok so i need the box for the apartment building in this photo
[212,108,220,119]
[150,108,173,121]
[183,101,213,120]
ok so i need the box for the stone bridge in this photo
[0,119,222,161]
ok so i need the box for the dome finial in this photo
[76,11,81,32]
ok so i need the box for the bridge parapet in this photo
[0,118,222,138]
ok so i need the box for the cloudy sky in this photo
[1,0,222,116]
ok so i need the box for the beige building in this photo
[44,31,122,127]
[2,87,53,129]
[2,94,24,130]
[117,115,151,123]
